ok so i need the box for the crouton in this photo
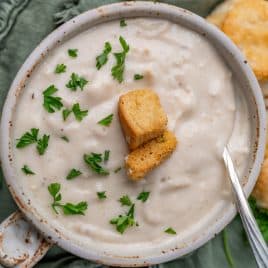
[118,89,168,150]
[125,130,177,180]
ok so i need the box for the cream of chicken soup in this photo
[11,18,250,256]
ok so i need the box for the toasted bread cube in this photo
[125,130,177,180]
[118,89,168,150]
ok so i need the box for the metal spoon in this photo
[223,147,268,268]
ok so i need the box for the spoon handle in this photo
[223,147,268,268]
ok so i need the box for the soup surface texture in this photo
[11,18,250,256]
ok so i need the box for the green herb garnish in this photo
[110,204,136,234]
[43,85,63,113]
[61,136,69,142]
[66,73,88,91]
[72,103,88,121]
[55,63,66,73]
[16,128,39,148]
[21,165,35,175]
[48,182,88,215]
[137,191,150,202]
[119,195,132,206]
[114,167,122,173]
[66,168,82,180]
[96,42,112,70]
[97,191,107,200]
[36,134,50,155]
[16,128,49,155]
[62,108,72,121]
[134,74,144,80]
[84,153,109,175]
[111,36,129,83]
[68,49,78,58]
[120,19,127,27]
[104,150,110,161]
[223,229,235,268]
[98,114,113,126]
[165,227,176,235]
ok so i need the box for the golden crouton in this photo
[252,138,268,208]
[222,0,268,81]
[118,89,168,150]
[206,0,237,29]
[125,130,177,180]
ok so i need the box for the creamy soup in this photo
[11,18,250,257]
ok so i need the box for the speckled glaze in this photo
[0,2,266,267]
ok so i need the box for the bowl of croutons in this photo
[0,1,266,267]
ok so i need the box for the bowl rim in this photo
[0,1,266,266]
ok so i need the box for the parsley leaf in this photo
[249,197,268,242]
[62,202,88,215]
[43,85,63,113]
[110,204,136,234]
[66,73,88,91]
[119,195,132,206]
[66,168,82,180]
[104,150,110,162]
[114,167,122,173]
[134,74,144,80]
[21,165,35,175]
[120,19,127,27]
[165,227,176,235]
[98,114,113,126]
[68,49,78,57]
[111,36,129,83]
[16,128,39,148]
[61,136,69,142]
[48,183,62,214]
[62,108,72,121]
[55,64,66,73]
[48,182,88,215]
[72,103,88,121]
[96,42,112,70]
[137,191,150,202]
[36,134,50,155]
[84,152,109,176]
[97,191,107,200]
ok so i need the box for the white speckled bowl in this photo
[0,1,266,267]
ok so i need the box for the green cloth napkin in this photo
[0,0,258,267]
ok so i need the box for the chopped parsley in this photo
[97,191,107,200]
[66,73,88,91]
[55,63,66,73]
[137,191,150,202]
[21,165,35,175]
[104,150,110,162]
[48,182,88,215]
[120,19,127,27]
[114,167,122,173]
[110,204,136,234]
[16,128,39,148]
[119,195,132,206]
[96,42,112,70]
[134,74,144,80]
[16,128,49,155]
[36,134,50,155]
[66,168,82,180]
[61,136,69,142]
[43,85,63,113]
[111,36,129,83]
[165,227,176,235]
[98,114,113,126]
[68,49,78,58]
[84,152,109,176]
[72,103,88,121]
[62,108,72,121]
